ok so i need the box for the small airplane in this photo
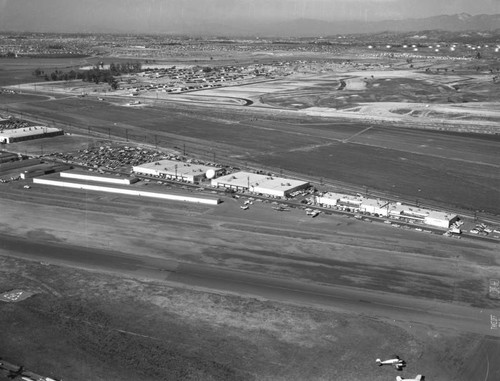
[396,375,423,381]
[376,356,406,370]
[273,206,289,212]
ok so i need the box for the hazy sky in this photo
[1,0,500,33]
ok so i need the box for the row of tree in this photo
[32,62,144,89]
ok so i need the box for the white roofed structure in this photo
[0,126,63,144]
[132,159,223,183]
[60,169,138,185]
[211,171,309,198]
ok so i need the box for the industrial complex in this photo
[316,192,459,228]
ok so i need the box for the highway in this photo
[1,232,498,339]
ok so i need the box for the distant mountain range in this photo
[2,11,500,37]
[232,13,500,37]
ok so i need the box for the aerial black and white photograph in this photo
[1,0,499,380]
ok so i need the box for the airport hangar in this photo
[211,171,310,198]
[132,159,223,183]
[0,126,64,144]
[317,192,458,229]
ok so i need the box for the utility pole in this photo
[183,143,186,156]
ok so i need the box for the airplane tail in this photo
[376,358,382,365]
[396,377,403,381]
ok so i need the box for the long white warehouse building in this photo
[33,178,220,205]
[60,169,138,185]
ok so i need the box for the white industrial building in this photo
[60,169,138,185]
[211,171,309,198]
[132,159,223,183]
[316,192,363,211]
[0,126,64,144]
[316,192,458,228]
[388,204,458,228]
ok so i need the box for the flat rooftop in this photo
[0,126,62,138]
[214,171,309,192]
[133,159,219,177]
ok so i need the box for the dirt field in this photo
[1,181,499,380]
[0,256,485,381]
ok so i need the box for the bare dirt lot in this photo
[1,182,499,380]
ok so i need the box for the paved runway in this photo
[1,232,498,339]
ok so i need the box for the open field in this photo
[1,180,500,380]
[3,91,499,215]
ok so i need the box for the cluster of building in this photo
[132,159,310,198]
[316,192,458,229]
[33,169,220,206]
[121,63,282,95]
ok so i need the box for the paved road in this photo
[1,232,498,339]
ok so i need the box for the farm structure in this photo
[316,192,458,228]
[0,126,63,144]
[211,171,309,198]
[33,175,221,205]
[60,169,139,185]
[132,159,223,183]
